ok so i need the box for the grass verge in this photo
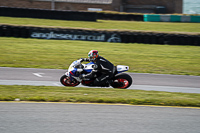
[1,16,200,33]
[0,85,199,107]
[0,37,200,76]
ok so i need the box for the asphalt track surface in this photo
[0,68,200,133]
[0,102,200,133]
[0,67,200,93]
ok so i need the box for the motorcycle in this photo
[60,59,132,89]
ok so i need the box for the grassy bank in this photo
[1,16,199,107]
[0,37,200,76]
[0,16,200,33]
[0,85,199,107]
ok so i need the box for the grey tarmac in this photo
[0,102,200,133]
[0,67,200,93]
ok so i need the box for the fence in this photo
[144,14,200,23]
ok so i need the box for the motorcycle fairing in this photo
[65,61,94,82]
[83,62,95,73]
[116,65,129,73]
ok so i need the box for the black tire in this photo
[111,73,132,89]
[60,75,80,87]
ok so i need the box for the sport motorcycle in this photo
[60,59,132,89]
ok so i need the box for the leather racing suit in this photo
[80,56,115,86]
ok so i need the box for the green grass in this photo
[0,85,199,107]
[0,17,199,106]
[0,16,200,33]
[0,37,200,76]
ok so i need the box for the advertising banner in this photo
[30,29,121,43]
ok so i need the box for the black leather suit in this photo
[80,56,115,86]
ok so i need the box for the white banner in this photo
[30,31,121,43]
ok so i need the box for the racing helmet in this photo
[88,50,99,61]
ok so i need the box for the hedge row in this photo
[0,25,199,46]
[0,6,97,21]
[0,6,144,21]
[97,13,143,21]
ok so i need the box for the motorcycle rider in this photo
[79,50,115,87]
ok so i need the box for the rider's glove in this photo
[80,58,84,62]
[79,58,90,62]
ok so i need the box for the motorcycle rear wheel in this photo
[111,73,132,89]
[60,75,80,87]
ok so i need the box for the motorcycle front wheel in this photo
[111,73,132,89]
[60,75,80,87]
